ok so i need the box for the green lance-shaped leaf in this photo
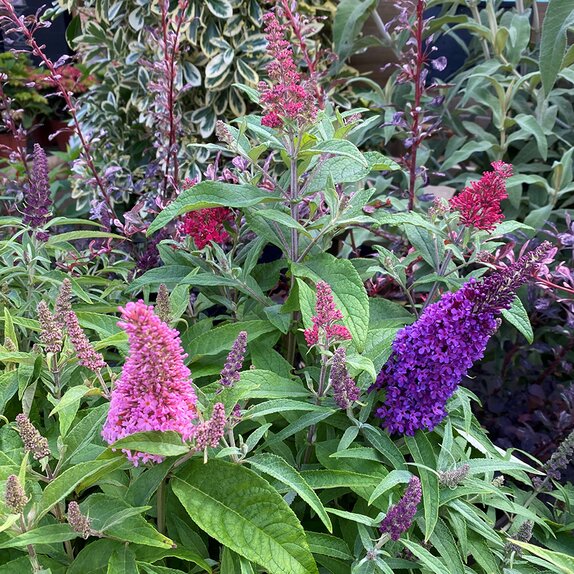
[147,181,277,235]
[540,0,574,96]
[110,431,190,457]
[405,433,439,541]
[510,540,574,574]
[501,297,534,344]
[36,458,125,521]
[247,453,332,532]
[172,459,318,574]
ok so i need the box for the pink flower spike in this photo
[102,301,197,466]
[258,10,317,130]
[450,162,513,232]
[304,281,352,347]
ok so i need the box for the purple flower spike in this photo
[220,331,247,387]
[23,144,52,234]
[371,242,554,435]
[379,476,422,541]
[102,301,197,466]
[330,347,360,410]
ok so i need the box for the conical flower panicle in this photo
[195,403,227,450]
[450,161,512,231]
[102,301,197,466]
[220,331,247,387]
[330,347,360,409]
[258,11,317,129]
[15,414,50,460]
[37,301,63,354]
[379,476,421,541]
[4,475,28,513]
[22,144,52,233]
[372,242,554,435]
[304,282,351,347]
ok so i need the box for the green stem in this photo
[20,516,42,572]
[289,150,299,261]
[303,358,329,465]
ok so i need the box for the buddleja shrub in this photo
[1,6,574,574]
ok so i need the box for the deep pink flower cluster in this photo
[450,161,513,231]
[371,242,553,435]
[181,208,232,249]
[259,11,317,129]
[102,301,197,465]
[304,281,352,347]
[379,476,421,541]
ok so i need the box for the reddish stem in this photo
[0,0,118,224]
[158,0,189,203]
[407,0,425,211]
[535,276,574,296]
[279,0,324,105]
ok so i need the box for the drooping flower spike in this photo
[371,242,554,435]
[220,331,248,388]
[102,300,197,465]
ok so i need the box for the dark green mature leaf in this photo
[47,231,125,245]
[400,540,448,574]
[540,0,574,95]
[512,540,574,573]
[239,370,308,399]
[247,453,332,532]
[307,532,353,561]
[368,470,413,505]
[147,181,276,235]
[107,546,138,574]
[244,398,333,419]
[405,433,439,540]
[501,297,534,343]
[304,157,370,194]
[362,425,407,470]
[304,140,368,167]
[0,524,77,549]
[37,458,125,520]
[187,320,276,359]
[110,431,190,457]
[68,540,124,574]
[82,494,173,548]
[333,0,377,61]
[428,518,465,574]
[173,459,318,574]
[302,469,379,489]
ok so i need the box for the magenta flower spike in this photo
[304,281,351,347]
[102,301,197,465]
